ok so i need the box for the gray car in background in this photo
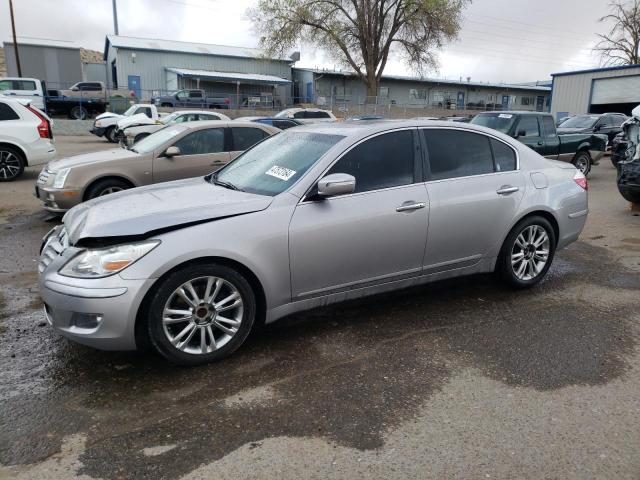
[38,121,588,365]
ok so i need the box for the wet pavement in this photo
[0,142,639,479]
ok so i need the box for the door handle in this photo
[496,186,519,195]
[396,202,426,212]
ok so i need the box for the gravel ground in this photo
[51,119,95,136]
[0,136,638,479]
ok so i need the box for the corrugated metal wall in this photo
[114,48,292,97]
[4,43,82,88]
[551,67,640,116]
[82,62,108,83]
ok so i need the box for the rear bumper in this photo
[26,140,57,167]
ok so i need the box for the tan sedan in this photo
[35,121,279,213]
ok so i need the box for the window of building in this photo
[422,129,494,180]
[521,96,535,106]
[326,130,415,193]
[410,88,427,100]
[378,87,389,98]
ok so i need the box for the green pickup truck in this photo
[471,111,607,175]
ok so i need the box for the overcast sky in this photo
[0,0,615,83]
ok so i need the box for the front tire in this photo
[572,150,592,176]
[69,106,88,120]
[147,263,256,365]
[497,216,556,288]
[85,178,131,199]
[105,126,118,143]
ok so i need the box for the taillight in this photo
[573,171,588,190]
[27,105,53,140]
[224,98,230,104]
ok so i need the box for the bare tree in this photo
[595,0,640,66]
[248,0,469,99]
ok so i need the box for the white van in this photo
[0,77,46,111]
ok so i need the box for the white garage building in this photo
[551,64,640,120]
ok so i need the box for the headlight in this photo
[59,240,160,278]
[95,120,103,127]
[53,168,71,188]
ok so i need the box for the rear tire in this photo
[497,215,556,288]
[146,263,256,366]
[69,106,88,120]
[0,146,25,182]
[85,178,131,200]
[572,150,592,176]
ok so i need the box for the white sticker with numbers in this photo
[498,114,513,119]
[265,165,296,181]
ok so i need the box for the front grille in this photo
[37,169,50,185]
[38,227,69,273]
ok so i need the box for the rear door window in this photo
[422,129,494,180]
[326,129,415,193]
[293,111,306,119]
[490,139,517,172]
[231,127,268,150]
[0,103,19,121]
[541,116,557,137]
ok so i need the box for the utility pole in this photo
[8,0,22,76]
[112,0,119,35]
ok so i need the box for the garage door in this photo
[591,75,640,104]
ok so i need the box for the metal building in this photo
[551,64,640,119]
[292,68,551,111]
[2,39,82,89]
[104,35,296,106]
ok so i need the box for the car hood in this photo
[557,127,591,134]
[63,177,274,243]
[48,148,139,171]
[95,111,122,121]
[118,113,155,129]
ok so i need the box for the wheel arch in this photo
[508,209,560,248]
[134,256,267,350]
[82,175,137,201]
[0,141,27,164]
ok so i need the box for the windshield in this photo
[558,115,599,128]
[160,112,180,124]
[133,125,187,154]
[123,105,138,116]
[470,113,517,133]
[213,131,344,196]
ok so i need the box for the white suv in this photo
[0,97,56,181]
[274,108,337,123]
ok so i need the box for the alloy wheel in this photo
[511,225,550,281]
[574,155,589,174]
[161,276,244,354]
[0,150,22,180]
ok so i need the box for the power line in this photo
[468,13,589,37]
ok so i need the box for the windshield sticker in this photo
[266,165,296,181]
[498,114,513,119]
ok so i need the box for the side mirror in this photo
[317,173,356,198]
[164,146,181,157]
[596,123,606,130]
[516,129,526,138]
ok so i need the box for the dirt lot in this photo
[0,136,639,479]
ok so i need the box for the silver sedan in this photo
[38,121,588,365]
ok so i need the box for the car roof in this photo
[476,110,551,116]
[169,110,225,115]
[178,120,280,132]
[290,119,514,138]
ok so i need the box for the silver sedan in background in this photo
[38,121,588,365]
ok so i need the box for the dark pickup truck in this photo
[471,111,607,175]
[151,89,230,109]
